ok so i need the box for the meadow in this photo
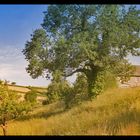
[0,86,140,135]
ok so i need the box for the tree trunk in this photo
[1,116,8,136]
[1,123,7,136]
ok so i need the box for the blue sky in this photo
[0,5,139,86]
[0,5,47,47]
[0,5,49,86]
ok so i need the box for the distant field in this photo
[8,85,30,93]
[1,87,140,135]
[7,84,47,102]
[8,85,47,94]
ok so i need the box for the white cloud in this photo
[0,46,50,86]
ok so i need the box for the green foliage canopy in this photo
[23,5,140,97]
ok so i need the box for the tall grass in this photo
[1,87,140,135]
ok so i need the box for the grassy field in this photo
[8,85,30,93]
[1,87,140,135]
[7,84,47,102]
[8,85,47,94]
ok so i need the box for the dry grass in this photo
[1,87,140,135]
[8,85,30,93]
[8,85,47,94]
[7,85,47,102]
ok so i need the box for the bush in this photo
[90,70,117,97]
[4,80,10,86]
[11,82,16,85]
[47,80,71,104]
[42,100,49,105]
[46,70,71,104]
[25,90,37,104]
[64,73,88,109]
[64,71,117,109]
[0,80,3,85]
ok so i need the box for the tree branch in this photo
[63,68,87,77]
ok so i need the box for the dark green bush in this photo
[42,100,49,105]
[64,73,88,109]
[25,90,37,103]
[46,70,71,104]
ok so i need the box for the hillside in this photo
[1,87,140,135]
[7,84,47,102]
[8,85,47,94]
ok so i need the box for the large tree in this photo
[23,5,140,98]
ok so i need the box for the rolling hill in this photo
[0,87,140,135]
[7,84,47,103]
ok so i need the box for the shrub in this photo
[42,100,49,105]
[0,80,3,85]
[25,90,37,104]
[4,80,10,86]
[46,70,71,104]
[11,82,16,85]
[64,71,117,109]
[47,80,71,103]
[64,73,88,109]
[0,85,32,135]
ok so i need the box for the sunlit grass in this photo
[0,87,140,135]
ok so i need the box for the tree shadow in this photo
[16,105,68,122]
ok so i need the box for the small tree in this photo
[25,90,37,104]
[0,85,32,136]
[47,70,71,103]
[4,80,10,86]
[11,82,16,85]
[0,80,4,85]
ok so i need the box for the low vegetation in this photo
[0,87,139,135]
[0,85,33,135]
